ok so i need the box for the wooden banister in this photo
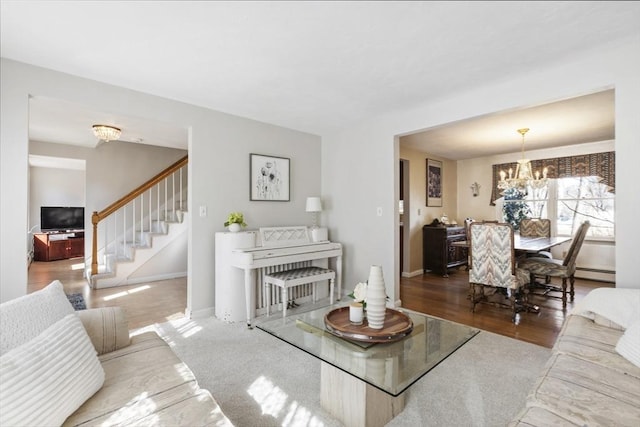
[91,155,188,275]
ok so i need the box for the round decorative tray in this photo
[324,307,414,343]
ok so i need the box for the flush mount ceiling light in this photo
[92,124,121,142]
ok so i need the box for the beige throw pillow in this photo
[0,313,105,426]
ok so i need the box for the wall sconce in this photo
[470,182,481,197]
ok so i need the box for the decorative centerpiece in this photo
[365,265,387,329]
[325,266,411,342]
[224,212,247,232]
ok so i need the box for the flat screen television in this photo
[40,206,85,232]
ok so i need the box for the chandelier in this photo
[498,128,548,191]
[92,124,121,142]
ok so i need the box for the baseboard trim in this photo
[402,269,424,278]
[187,306,215,319]
[575,266,615,283]
[124,271,187,286]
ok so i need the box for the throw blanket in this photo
[572,287,640,329]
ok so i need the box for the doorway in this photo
[399,158,410,278]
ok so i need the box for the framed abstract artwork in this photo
[426,159,443,207]
[250,153,290,201]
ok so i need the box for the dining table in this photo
[513,235,572,253]
[450,234,572,252]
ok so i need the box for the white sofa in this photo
[509,287,640,426]
[0,281,232,426]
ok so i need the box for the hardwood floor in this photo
[28,259,613,347]
[27,258,187,330]
[401,267,613,348]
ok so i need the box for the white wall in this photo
[1,59,322,310]
[129,229,188,280]
[29,166,85,233]
[322,37,640,303]
[28,164,85,257]
[399,146,458,275]
[29,140,187,258]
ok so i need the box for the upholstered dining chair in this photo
[518,221,591,309]
[519,217,553,282]
[520,218,551,241]
[469,222,530,322]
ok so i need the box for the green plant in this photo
[502,187,531,230]
[224,212,247,227]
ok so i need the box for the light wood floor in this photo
[27,258,187,330]
[401,267,614,348]
[28,259,613,347]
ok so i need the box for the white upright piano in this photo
[215,226,342,327]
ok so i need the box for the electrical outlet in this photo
[199,205,207,217]
[376,207,383,216]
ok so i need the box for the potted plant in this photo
[502,187,531,230]
[224,212,247,232]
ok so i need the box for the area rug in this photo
[66,293,86,311]
[134,315,550,427]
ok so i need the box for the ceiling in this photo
[2,2,638,158]
[401,89,615,160]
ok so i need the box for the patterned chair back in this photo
[469,222,516,289]
[563,221,591,271]
[520,218,551,237]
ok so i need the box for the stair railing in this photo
[91,155,188,275]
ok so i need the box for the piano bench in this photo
[264,267,336,318]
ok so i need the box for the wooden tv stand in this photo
[34,231,85,262]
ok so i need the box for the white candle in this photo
[349,303,363,325]
[500,170,506,181]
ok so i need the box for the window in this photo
[502,176,614,239]
[556,176,614,239]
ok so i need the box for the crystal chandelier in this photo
[92,124,121,142]
[498,128,548,191]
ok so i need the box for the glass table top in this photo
[256,304,479,396]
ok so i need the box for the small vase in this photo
[366,265,386,329]
[228,223,241,232]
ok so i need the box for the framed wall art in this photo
[426,158,443,207]
[250,153,290,201]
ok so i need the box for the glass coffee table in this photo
[257,304,479,426]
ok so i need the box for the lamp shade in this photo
[305,197,322,212]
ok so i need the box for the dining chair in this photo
[464,218,475,240]
[468,222,530,322]
[518,221,591,308]
[519,217,552,282]
[520,218,551,239]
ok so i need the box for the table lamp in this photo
[306,197,322,228]
[305,197,327,241]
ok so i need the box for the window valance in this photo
[490,151,615,205]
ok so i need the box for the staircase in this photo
[88,156,188,289]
